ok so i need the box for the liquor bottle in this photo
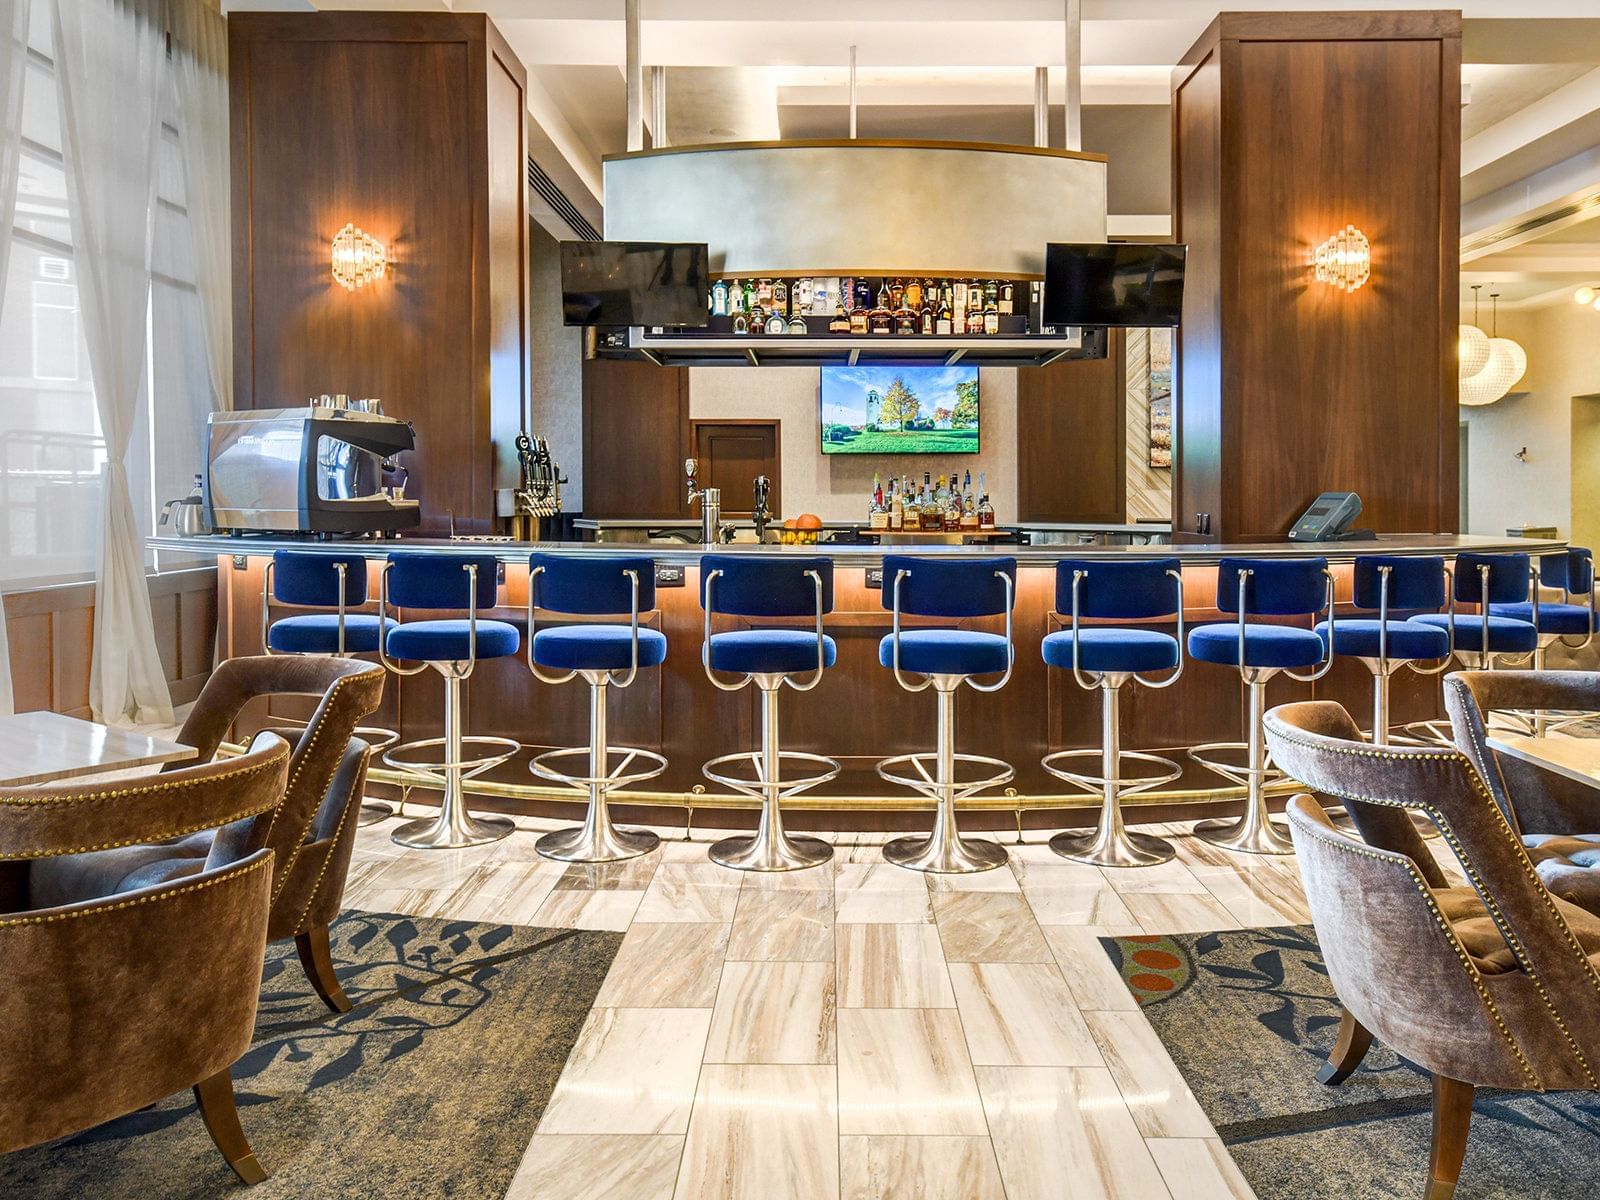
[749,306,767,335]
[849,306,869,335]
[829,307,851,334]
[889,278,905,309]
[904,278,922,309]
[711,279,729,316]
[855,278,873,312]
[730,278,745,314]
[869,473,889,529]
[962,470,973,505]
[968,289,985,335]
[984,280,999,310]
[868,300,893,335]
[773,279,788,311]
[952,280,968,316]
[757,278,774,307]
[789,296,808,334]
[936,293,953,336]
[978,474,994,527]
[919,298,934,336]
[796,277,813,312]
[983,295,1000,336]
[889,480,904,530]
[943,492,959,531]
[894,307,916,336]
[840,277,855,312]
[732,310,749,335]
[960,470,979,530]
[766,308,788,335]
[876,280,892,311]
[998,280,1014,316]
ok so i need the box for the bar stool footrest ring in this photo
[383,735,519,783]
[1186,741,1283,791]
[875,752,1015,803]
[530,745,668,792]
[1041,749,1183,797]
[701,750,841,801]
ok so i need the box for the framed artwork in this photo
[1148,327,1173,468]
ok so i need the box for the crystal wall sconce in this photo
[1312,225,1371,292]
[331,222,387,291]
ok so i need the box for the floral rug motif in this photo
[1,912,622,1198]
[1103,925,1600,1200]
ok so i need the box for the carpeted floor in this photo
[0,911,623,1198]
[1102,925,1600,1200]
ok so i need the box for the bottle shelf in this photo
[601,327,1107,369]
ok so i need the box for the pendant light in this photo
[1460,287,1527,407]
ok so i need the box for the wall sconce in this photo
[1312,224,1371,292]
[1574,286,1600,312]
[331,222,386,291]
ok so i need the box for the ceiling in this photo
[229,1,1600,308]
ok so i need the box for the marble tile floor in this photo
[342,812,1425,1200]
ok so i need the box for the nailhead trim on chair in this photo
[292,746,372,932]
[0,755,281,806]
[1290,810,1541,1090]
[1270,723,1600,1086]
[268,674,364,905]
[0,853,272,928]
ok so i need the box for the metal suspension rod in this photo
[848,44,858,139]
[1063,0,1082,151]
[1034,66,1049,148]
[650,65,667,148]
[625,0,643,152]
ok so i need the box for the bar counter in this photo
[155,532,1563,834]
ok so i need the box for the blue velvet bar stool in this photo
[877,555,1017,874]
[1187,557,1335,855]
[1041,558,1185,867]
[1315,555,1450,745]
[262,550,398,825]
[1409,551,1539,669]
[525,553,667,863]
[378,551,521,849]
[700,555,839,872]
[1490,548,1597,667]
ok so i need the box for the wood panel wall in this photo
[228,12,528,535]
[4,570,217,717]
[1016,329,1127,524]
[581,357,693,518]
[1171,12,1461,542]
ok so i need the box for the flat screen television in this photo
[820,365,979,455]
[1043,243,1186,328]
[560,240,710,327]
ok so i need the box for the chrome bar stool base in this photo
[702,683,839,873]
[384,672,518,850]
[530,677,667,864]
[1188,675,1294,856]
[877,684,1012,874]
[1042,684,1181,868]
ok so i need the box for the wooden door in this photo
[581,357,692,517]
[692,421,780,517]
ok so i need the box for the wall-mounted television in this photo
[560,240,710,327]
[820,365,979,455]
[1043,243,1186,328]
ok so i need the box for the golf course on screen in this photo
[819,364,980,455]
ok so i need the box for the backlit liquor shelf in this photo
[600,325,1103,368]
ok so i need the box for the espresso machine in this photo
[205,400,421,536]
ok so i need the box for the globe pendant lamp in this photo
[1459,287,1526,407]
[1458,323,1489,376]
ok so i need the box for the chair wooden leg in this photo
[295,924,352,1014]
[193,1069,268,1185]
[1316,1008,1374,1086]
[1426,1074,1475,1200]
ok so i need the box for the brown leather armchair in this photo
[0,735,289,1183]
[1264,700,1600,1200]
[28,656,386,1012]
[1445,669,1600,914]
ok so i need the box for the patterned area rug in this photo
[1,911,622,1197]
[1103,926,1600,1200]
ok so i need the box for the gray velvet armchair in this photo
[1263,700,1600,1200]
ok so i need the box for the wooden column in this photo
[1170,12,1461,542]
[228,13,529,535]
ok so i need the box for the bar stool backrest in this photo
[531,554,656,616]
[1539,548,1593,595]
[1216,556,1329,616]
[1452,552,1530,605]
[1055,558,1180,618]
[700,555,834,617]
[272,551,369,607]
[881,555,1017,617]
[1352,555,1445,613]
[385,551,501,610]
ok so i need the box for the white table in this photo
[1489,734,1600,791]
[0,710,196,787]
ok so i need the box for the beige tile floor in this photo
[341,810,1454,1200]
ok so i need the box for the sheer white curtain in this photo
[0,0,27,716]
[52,0,171,724]
[170,0,229,414]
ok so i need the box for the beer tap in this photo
[752,475,773,543]
[686,458,733,544]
